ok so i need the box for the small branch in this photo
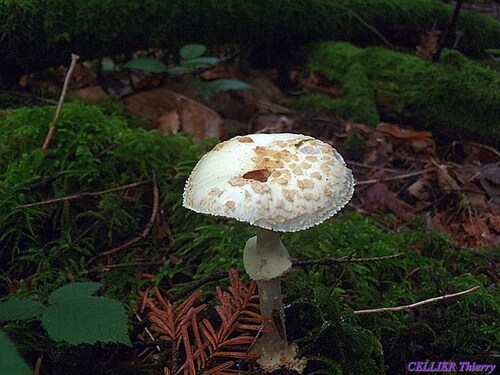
[354,286,480,315]
[355,169,428,186]
[330,251,355,291]
[18,180,150,208]
[170,270,246,302]
[331,4,395,49]
[293,253,404,267]
[102,261,164,270]
[100,171,159,257]
[169,254,404,302]
[432,0,464,62]
[42,54,80,149]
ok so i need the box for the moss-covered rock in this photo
[1,0,500,75]
[301,42,500,145]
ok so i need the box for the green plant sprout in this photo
[119,43,252,98]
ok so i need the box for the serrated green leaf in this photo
[0,300,45,321]
[0,330,32,375]
[48,282,101,305]
[166,66,189,75]
[206,79,253,92]
[123,57,168,73]
[184,56,219,68]
[42,296,130,345]
[180,44,206,60]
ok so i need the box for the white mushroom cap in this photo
[182,133,354,232]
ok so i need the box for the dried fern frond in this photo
[138,269,263,375]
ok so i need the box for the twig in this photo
[170,270,246,302]
[347,160,401,173]
[293,252,404,267]
[42,54,80,149]
[100,170,159,257]
[34,355,42,375]
[18,180,150,208]
[355,169,428,186]
[135,312,161,352]
[170,253,404,302]
[331,4,395,49]
[354,286,480,315]
[433,0,464,61]
[102,261,164,270]
[0,90,59,105]
[330,251,355,292]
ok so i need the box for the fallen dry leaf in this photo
[365,182,414,221]
[376,123,435,153]
[72,85,109,102]
[121,88,223,141]
[155,110,181,135]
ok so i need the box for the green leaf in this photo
[184,56,220,68]
[180,44,206,60]
[101,60,115,72]
[48,282,101,305]
[0,330,32,375]
[123,57,168,73]
[42,296,131,345]
[166,66,189,75]
[0,300,45,321]
[206,79,253,92]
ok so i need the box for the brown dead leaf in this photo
[155,110,181,135]
[461,142,500,164]
[365,132,393,166]
[407,176,431,200]
[365,182,414,221]
[72,85,109,102]
[121,88,223,141]
[376,123,435,153]
[250,114,294,134]
[298,71,345,98]
[462,215,493,246]
[487,213,500,233]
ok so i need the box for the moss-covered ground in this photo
[0,103,497,374]
[2,0,500,75]
[289,42,500,146]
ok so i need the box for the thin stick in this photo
[18,180,149,208]
[170,254,404,302]
[330,251,355,292]
[102,261,164,270]
[100,171,159,257]
[355,169,428,186]
[331,4,395,49]
[354,286,480,315]
[42,54,80,149]
[293,252,404,267]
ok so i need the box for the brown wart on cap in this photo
[182,133,354,373]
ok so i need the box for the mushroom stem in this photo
[254,228,288,343]
[242,227,291,358]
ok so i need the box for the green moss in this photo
[0,103,497,373]
[282,212,498,374]
[288,61,379,126]
[307,42,500,144]
[2,0,500,73]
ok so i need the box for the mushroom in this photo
[183,133,354,372]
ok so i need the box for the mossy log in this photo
[304,42,500,145]
[1,0,500,75]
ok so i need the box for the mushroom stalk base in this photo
[244,228,306,373]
